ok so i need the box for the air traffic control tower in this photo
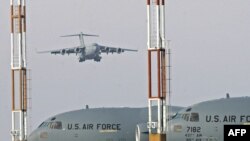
[146,1,169,141]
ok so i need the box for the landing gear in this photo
[94,56,101,62]
[78,57,85,62]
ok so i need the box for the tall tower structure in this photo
[146,1,167,141]
[10,1,28,141]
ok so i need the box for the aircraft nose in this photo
[28,130,40,141]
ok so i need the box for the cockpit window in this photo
[171,112,199,122]
[190,113,199,122]
[171,112,181,120]
[186,108,192,112]
[38,121,62,129]
[182,113,190,121]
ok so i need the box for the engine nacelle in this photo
[106,47,110,54]
[135,123,148,141]
[60,49,66,55]
[74,48,81,55]
[117,48,123,54]
[74,48,80,52]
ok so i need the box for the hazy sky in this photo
[1,0,250,140]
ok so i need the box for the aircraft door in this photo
[201,124,219,141]
[208,126,219,141]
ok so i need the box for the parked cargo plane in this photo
[37,32,138,62]
[28,106,183,141]
[28,97,250,141]
[167,96,250,141]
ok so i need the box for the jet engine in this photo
[117,48,122,53]
[74,48,81,55]
[75,48,80,52]
[60,49,66,55]
[135,123,148,141]
[106,47,110,54]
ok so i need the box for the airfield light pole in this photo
[147,1,168,141]
[10,0,28,141]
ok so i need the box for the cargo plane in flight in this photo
[37,32,138,62]
[28,96,250,141]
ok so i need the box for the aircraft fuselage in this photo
[167,97,250,141]
[78,43,101,62]
[28,97,250,141]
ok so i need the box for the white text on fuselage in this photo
[67,123,121,131]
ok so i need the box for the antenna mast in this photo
[147,0,168,141]
[10,0,28,141]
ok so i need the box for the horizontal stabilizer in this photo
[61,32,99,37]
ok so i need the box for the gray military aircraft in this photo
[28,106,183,141]
[38,32,138,62]
[28,96,250,141]
[167,96,250,141]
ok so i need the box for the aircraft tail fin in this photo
[60,32,99,48]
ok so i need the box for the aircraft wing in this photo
[37,47,82,55]
[99,45,138,54]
